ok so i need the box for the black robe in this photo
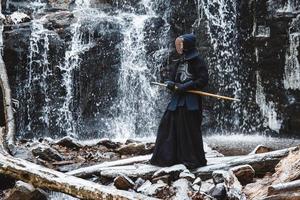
[150,54,208,169]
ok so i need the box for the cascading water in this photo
[11,0,170,139]
[284,16,300,90]
[195,0,242,132]
[108,0,169,139]
[4,0,300,138]
[20,1,55,136]
[256,72,282,132]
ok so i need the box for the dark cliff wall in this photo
[1,0,300,138]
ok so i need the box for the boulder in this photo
[96,139,121,149]
[230,164,255,185]
[4,181,48,200]
[55,136,82,149]
[31,144,64,161]
[113,175,135,190]
[249,145,273,155]
[116,143,154,155]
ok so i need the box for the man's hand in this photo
[165,81,176,91]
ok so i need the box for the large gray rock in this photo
[31,144,64,161]
[208,183,227,200]
[55,136,82,149]
[116,143,154,155]
[4,181,48,200]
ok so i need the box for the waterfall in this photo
[108,0,169,139]
[56,0,94,137]
[13,0,170,139]
[256,72,282,132]
[284,16,300,90]
[196,0,241,131]
[21,1,55,136]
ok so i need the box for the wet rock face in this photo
[2,0,300,138]
[236,0,300,135]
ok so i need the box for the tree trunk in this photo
[0,152,157,199]
[195,147,298,180]
[268,180,300,195]
[0,39,15,153]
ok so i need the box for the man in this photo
[150,33,208,169]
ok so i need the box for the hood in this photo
[179,33,199,60]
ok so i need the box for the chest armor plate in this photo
[176,62,193,83]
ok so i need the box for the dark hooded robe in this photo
[150,34,208,169]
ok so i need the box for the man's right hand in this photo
[165,81,175,91]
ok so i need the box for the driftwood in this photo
[0,153,157,199]
[69,147,296,181]
[0,47,15,152]
[68,154,152,177]
[195,147,298,180]
[268,180,300,195]
[68,155,240,179]
[261,192,300,200]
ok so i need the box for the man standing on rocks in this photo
[150,33,208,169]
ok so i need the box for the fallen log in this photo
[68,154,152,177]
[268,180,300,195]
[261,192,300,200]
[194,147,298,180]
[0,47,15,153]
[0,153,157,199]
[84,147,295,180]
[68,154,240,178]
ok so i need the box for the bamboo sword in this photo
[151,82,240,102]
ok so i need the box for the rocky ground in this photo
[0,136,299,200]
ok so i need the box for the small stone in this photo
[55,136,81,149]
[249,145,273,155]
[134,177,145,190]
[179,169,195,182]
[113,175,135,190]
[31,144,64,161]
[212,170,228,184]
[208,183,226,200]
[200,179,214,193]
[137,180,167,196]
[151,175,171,184]
[230,164,255,185]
